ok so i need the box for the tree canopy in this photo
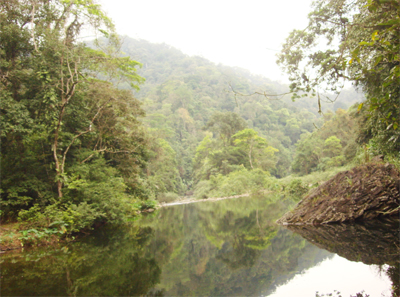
[277,0,399,155]
[0,0,149,229]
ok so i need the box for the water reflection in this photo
[138,195,332,296]
[1,195,397,296]
[2,226,162,296]
[285,219,400,297]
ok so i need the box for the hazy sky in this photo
[98,0,314,82]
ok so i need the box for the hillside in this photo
[119,37,364,197]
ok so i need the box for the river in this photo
[1,193,398,296]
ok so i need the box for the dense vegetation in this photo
[291,108,358,175]
[1,0,151,233]
[120,38,364,200]
[1,195,334,296]
[1,0,398,238]
[277,0,400,156]
[3,194,398,296]
[1,1,398,296]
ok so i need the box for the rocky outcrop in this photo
[277,163,400,225]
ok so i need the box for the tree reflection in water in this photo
[1,226,162,296]
[2,195,397,296]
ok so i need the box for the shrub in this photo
[133,199,158,211]
[194,168,271,198]
[285,179,309,200]
[157,192,179,203]
[193,180,213,199]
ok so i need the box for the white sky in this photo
[98,0,314,82]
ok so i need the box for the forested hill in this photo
[118,37,364,197]
[1,0,396,244]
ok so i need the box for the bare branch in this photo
[61,97,115,172]
[80,148,107,164]
[80,147,137,164]
[228,83,293,104]
[103,149,137,154]
[54,2,73,30]
[30,1,38,52]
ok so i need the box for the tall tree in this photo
[233,129,269,170]
[204,111,247,146]
[1,0,147,226]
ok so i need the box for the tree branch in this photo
[61,97,115,172]
[30,1,38,52]
[228,83,293,103]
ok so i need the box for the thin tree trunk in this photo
[249,143,254,169]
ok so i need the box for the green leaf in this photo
[98,29,109,38]
[359,41,374,46]
[374,56,383,66]
[377,19,400,26]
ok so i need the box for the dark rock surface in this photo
[277,163,400,225]
[284,219,400,266]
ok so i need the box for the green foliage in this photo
[277,0,400,155]
[285,179,310,200]
[192,112,279,184]
[156,192,180,203]
[1,0,372,236]
[323,136,342,158]
[2,224,162,296]
[233,128,269,169]
[114,37,368,192]
[17,226,66,247]
[17,201,101,234]
[193,180,214,199]
[205,111,247,146]
[292,108,357,175]
[133,199,158,211]
[144,137,184,197]
[0,0,150,233]
[194,167,271,198]
[121,38,349,181]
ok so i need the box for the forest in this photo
[1,0,399,241]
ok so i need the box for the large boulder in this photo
[277,163,400,225]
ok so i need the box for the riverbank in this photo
[1,194,253,251]
[0,222,64,252]
[0,222,79,252]
[0,223,22,251]
[158,193,250,208]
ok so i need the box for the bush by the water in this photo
[156,192,180,203]
[133,200,158,211]
[285,179,310,200]
[193,168,271,198]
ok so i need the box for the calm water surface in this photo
[1,194,399,296]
